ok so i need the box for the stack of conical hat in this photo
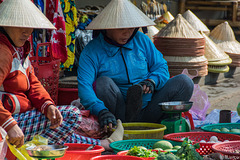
[200,32,232,73]
[182,10,210,35]
[154,11,174,30]
[164,55,208,76]
[209,21,240,67]
[154,14,208,77]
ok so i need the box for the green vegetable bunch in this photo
[127,146,158,158]
[176,137,203,160]
[156,152,180,160]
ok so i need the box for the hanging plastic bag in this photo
[182,68,211,121]
[0,127,7,160]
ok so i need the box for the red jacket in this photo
[0,32,55,132]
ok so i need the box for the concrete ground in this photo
[59,67,240,114]
[199,68,240,114]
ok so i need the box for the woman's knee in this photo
[96,76,121,95]
[58,105,82,121]
[175,74,194,89]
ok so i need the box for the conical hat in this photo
[0,0,55,29]
[200,31,230,63]
[209,21,240,54]
[183,10,210,35]
[155,14,203,38]
[86,0,155,30]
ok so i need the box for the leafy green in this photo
[156,152,180,160]
[126,146,158,158]
[176,137,203,160]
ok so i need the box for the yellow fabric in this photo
[60,0,78,70]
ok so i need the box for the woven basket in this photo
[163,132,240,155]
[109,139,182,154]
[121,123,166,140]
[201,123,240,135]
[212,141,240,159]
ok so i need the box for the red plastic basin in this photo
[91,155,145,160]
[117,150,158,160]
[56,143,105,160]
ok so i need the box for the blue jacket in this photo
[77,31,170,116]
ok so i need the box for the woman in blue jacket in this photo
[77,0,194,132]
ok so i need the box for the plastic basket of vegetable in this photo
[201,123,240,135]
[163,132,240,155]
[212,141,240,159]
[109,139,182,154]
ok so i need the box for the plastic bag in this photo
[6,135,48,160]
[0,127,7,160]
[182,68,211,121]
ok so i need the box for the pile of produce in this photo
[126,138,203,160]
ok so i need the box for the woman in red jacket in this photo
[0,0,123,151]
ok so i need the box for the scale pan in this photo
[158,101,193,112]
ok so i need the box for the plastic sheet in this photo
[0,127,7,160]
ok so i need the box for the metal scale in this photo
[159,101,193,135]
[26,145,68,160]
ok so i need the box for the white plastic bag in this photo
[0,127,7,160]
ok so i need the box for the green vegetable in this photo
[156,152,180,160]
[176,138,203,160]
[127,146,158,158]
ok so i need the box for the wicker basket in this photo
[121,123,166,140]
[163,132,240,155]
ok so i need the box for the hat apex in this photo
[0,0,56,29]
[86,0,155,30]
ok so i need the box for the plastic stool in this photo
[182,111,195,130]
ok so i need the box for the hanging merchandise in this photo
[154,11,174,30]
[31,0,68,63]
[47,0,68,63]
[60,0,78,71]
[209,21,240,67]
[140,0,166,20]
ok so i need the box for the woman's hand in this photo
[7,124,24,148]
[47,105,63,129]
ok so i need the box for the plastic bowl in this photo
[158,101,193,112]
[56,143,105,160]
[26,145,68,158]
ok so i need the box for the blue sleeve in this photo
[142,33,170,90]
[77,41,108,116]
